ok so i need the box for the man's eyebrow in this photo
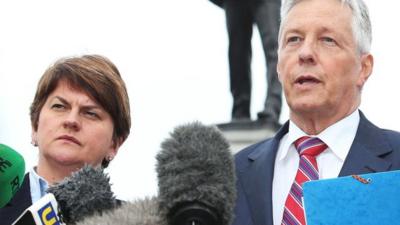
[282,28,303,35]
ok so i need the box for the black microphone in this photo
[12,165,118,225]
[156,122,236,225]
[0,143,26,208]
[76,197,161,225]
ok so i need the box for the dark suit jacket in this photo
[209,0,280,8]
[0,174,32,225]
[209,0,223,7]
[0,172,124,225]
[232,111,400,225]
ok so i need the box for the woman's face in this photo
[32,80,119,169]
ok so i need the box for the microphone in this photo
[156,122,236,225]
[12,165,118,225]
[0,143,26,208]
[74,122,236,225]
[12,193,62,225]
[76,197,161,225]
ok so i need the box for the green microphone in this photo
[0,143,26,208]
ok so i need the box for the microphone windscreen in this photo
[156,122,236,225]
[0,143,25,208]
[76,197,162,225]
[47,165,117,224]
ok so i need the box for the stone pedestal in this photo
[215,120,277,154]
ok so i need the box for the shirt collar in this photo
[277,110,360,162]
[29,167,49,203]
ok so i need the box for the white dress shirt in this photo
[29,167,49,203]
[272,110,360,225]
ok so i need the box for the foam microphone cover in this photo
[47,165,117,224]
[76,197,162,225]
[156,122,236,225]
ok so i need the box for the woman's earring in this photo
[101,156,114,168]
[31,140,38,147]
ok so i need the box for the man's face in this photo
[277,0,372,121]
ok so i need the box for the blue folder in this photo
[303,170,400,225]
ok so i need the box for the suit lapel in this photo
[0,173,32,223]
[8,173,32,207]
[239,123,289,225]
[339,111,392,176]
[236,112,393,225]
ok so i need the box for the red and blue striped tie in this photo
[281,136,328,225]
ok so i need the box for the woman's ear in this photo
[108,137,124,159]
[31,128,38,147]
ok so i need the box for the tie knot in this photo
[294,136,327,157]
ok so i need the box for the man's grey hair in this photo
[279,0,372,54]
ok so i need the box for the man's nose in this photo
[298,40,317,65]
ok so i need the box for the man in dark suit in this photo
[232,0,400,225]
[210,0,282,130]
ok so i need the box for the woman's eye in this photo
[51,104,65,110]
[85,111,99,119]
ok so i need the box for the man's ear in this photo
[277,61,282,83]
[357,53,373,89]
